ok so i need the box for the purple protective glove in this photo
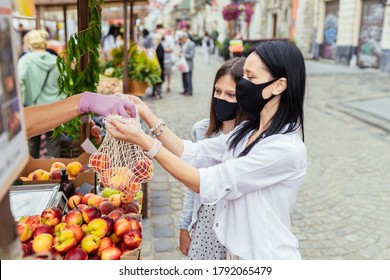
[78,91,136,118]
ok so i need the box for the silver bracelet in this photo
[153,126,166,137]
[144,138,162,159]
[149,119,165,133]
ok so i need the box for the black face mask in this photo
[213,97,238,122]
[236,77,278,118]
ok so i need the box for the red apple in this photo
[114,218,131,237]
[41,207,62,227]
[50,169,62,180]
[17,222,33,242]
[132,159,153,181]
[21,242,33,257]
[101,246,121,260]
[65,210,83,226]
[64,224,84,243]
[33,224,53,237]
[108,209,124,220]
[97,236,114,257]
[87,218,109,238]
[122,229,142,250]
[101,216,114,235]
[25,215,42,232]
[64,247,88,260]
[82,206,101,224]
[53,229,78,253]
[81,234,101,254]
[99,201,115,215]
[126,217,142,232]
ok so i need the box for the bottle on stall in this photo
[60,168,75,199]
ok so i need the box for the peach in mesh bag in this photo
[89,95,153,202]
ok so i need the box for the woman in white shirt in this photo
[178,57,248,259]
[106,40,307,260]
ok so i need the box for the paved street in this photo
[140,47,390,260]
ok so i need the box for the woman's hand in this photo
[179,229,191,256]
[105,118,146,147]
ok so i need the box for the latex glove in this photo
[78,91,136,118]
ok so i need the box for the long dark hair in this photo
[228,40,307,156]
[205,57,248,137]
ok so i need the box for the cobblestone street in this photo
[141,47,390,260]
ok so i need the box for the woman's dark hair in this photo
[228,40,307,156]
[205,57,248,137]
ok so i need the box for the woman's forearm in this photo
[24,95,81,138]
[140,106,185,157]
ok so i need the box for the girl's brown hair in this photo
[205,57,247,137]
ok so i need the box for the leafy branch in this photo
[54,0,103,140]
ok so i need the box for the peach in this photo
[97,237,114,257]
[32,233,53,254]
[108,194,122,207]
[108,168,130,190]
[90,154,110,173]
[87,218,109,238]
[81,193,95,205]
[67,161,82,177]
[17,222,33,242]
[50,162,66,173]
[113,218,131,237]
[81,234,101,255]
[64,210,83,226]
[99,201,115,215]
[68,195,82,209]
[87,194,103,207]
[32,169,50,180]
[101,246,121,260]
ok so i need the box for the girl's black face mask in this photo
[213,97,238,122]
[235,77,278,118]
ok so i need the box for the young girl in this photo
[178,57,248,259]
[106,40,307,259]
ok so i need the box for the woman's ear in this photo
[273,78,287,95]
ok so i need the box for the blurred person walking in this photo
[152,33,165,99]
[161,30,175,93]
[202,32,214,65]
[18,29,66,158]
[177,32,195,96]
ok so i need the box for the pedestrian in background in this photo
[177,31,195,96]
[142,28,154,49]
[202,32,214,65]
[18,29,66,158]
[152,33,165,99]
[178,57,248,259]
[102,25,121,61]
[106,40,308,260]
[161,30,175,93]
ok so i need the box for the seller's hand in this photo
[105,118,145,146]
[179,229,191,256]
[78,91,136,118]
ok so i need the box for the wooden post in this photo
[0,193,21,259]
[77,0,89,71]
[123,0,129,94]
[63,5,68,48]
[35,5,41,29]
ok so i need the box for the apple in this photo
[101,246,121,260]
[81,224,89,235]
[99,169,113,187]
[90,153,110,173]
[126,217,142,232]
[32,233,53,254]
[32,169,51,180]
[108,209,124,220]
[26,215,42,232]
[81,234,101,254]
[87,218,109,238]
[108,194,122,207]
[91,125,101,138]
[82,206,101,223]
[50,169,62,180]
[68,195,81,209]
[53,229,78,253]
[21,242,33,257]
[132,159,153,181]
[99,201,115,215]
[108,167,131,190]
[122,229,142,250]
[101,216,114,235]
[81,193,95,205]
[67,161,83,177]
[50,162,66,173]
[41,207,62,227]
[124,202,139,214]
[102,187,121,198]
[64,247,88,260]
[17,222,33,242]
[114,218,131,237]
[108,232,121,244]
[120,193,135,204]
[64,224,84,243]
[65,210,83,226]
[97,236,114,257]
[87,194,103,207]
[88,254,100,260]
[76,203,88,211]
[33,224,53,237]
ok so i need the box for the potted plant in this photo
[101,43,162,95]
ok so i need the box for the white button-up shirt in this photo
[181,124,307,259]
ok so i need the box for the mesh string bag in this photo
[89,97,153,202]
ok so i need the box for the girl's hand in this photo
[105,118,145,146]
[179,229,191,256]
[124,94,149,119]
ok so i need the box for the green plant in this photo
[101,43,162,87]
[54,0,103,140]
